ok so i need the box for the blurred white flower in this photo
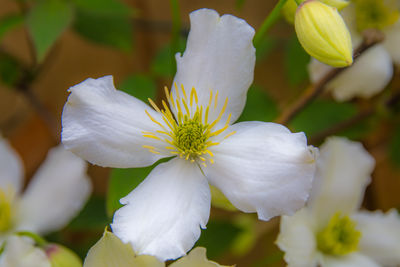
[0,135,92,244]
[308,0,400,101]
[277,137,400,267]
[0,235,51,267]
[62,8,317,261]
[83,230,231,267]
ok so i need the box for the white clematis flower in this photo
[0,135,92,243]
[62,8,317,261]
[0,235,51,267]
[277,137,400,267]
[308,0,399,101]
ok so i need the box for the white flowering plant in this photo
[0,0,399,266]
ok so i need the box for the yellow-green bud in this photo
[295,0,353,67]
[322,0,349,10]
[45,244,82,267]
[282,0,349,24]
[282,0,298,24]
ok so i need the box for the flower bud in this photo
[295,0,353,67]
[282,0,349,24]
[45,244,82,267]
[282,0,298,24]
[322,0,349,10]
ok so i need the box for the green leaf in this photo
[118,74,156,102]
[0,14,24,40]
[289,99,357,136]
[390,125,400,168]
[0,54,23,87]
[26,0,74,62]
[151,38,186,78]
[68,196,110,230]
[235,0,246,9]
[72,0,134,16]
[284,34,310,86]
[73,0,134,51]
[255,36,277,62]
[237,85,278,122]
[195,220,241,259]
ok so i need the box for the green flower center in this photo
[143,85,235,166]
[317,212,361,256]
[0,189,13,233]
[173,113,208,159]
[354,0,399,31]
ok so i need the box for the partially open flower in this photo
[295,0,353,67]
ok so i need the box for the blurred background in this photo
[0,0,399,266]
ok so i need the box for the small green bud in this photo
[45,244,82,267]
[295,0,353,67]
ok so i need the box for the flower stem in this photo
[17,231,48,247]
[170,0,181,74]
[275,29,384,125]
[253,0,288,48]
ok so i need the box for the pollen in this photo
[142,84,234,166]
[317,212,361,256]
[354,0,399,31]
[0,188,13,233]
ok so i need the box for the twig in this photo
[275,29,385,125]
[309,90,400,145]
[15,70,59,140]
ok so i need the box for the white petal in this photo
[16,145,92,234]
[172,9,256,125]
[0,135,23,194]
[383,20,400,65]
[276,209,319,267]
[111,158,211,261]
[352,209,400,266]
[308,58,333,84]
[204,121,317,221]
[308,137,375,226]
[0,236,51,267]
[62,75,168,168]
[321,253,379,267]
[308,45,393,101]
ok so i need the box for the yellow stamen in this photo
[143,84,234,165]
[148,98,161,113]
[181,84,188,100]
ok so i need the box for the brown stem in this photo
[309,90,400,145]
[15,70,59,140]
[21,89,59,139]
[275,30,384,125]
